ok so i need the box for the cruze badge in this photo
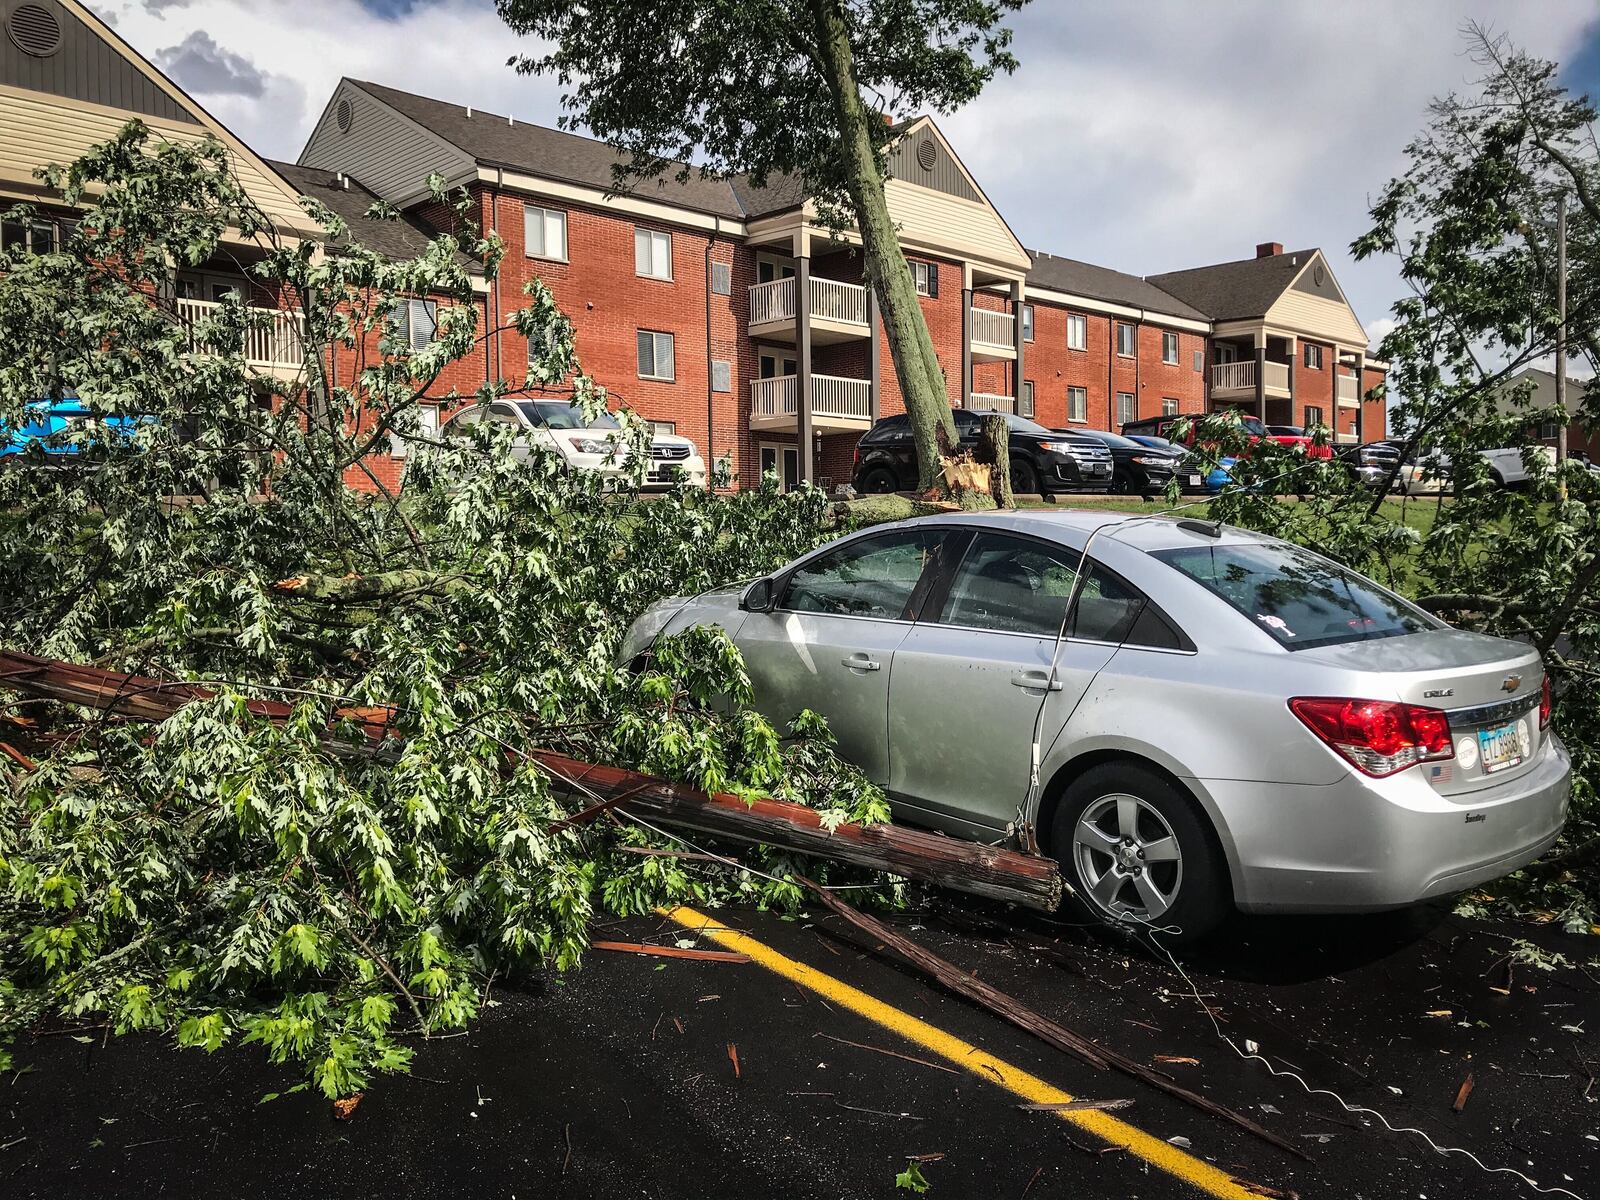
[1501,675,1522,694]
[1422,687,1454,699]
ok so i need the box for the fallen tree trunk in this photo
[0,648,1062,911]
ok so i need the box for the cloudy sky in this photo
[103,0,1599,347]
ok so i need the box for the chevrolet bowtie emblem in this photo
[1501,674,1522,694]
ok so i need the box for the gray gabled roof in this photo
[1501,366,1593,416]
[347,79,751,220]
[1146,249,1318,321]
[1025,250,1208,322]
[269,159,479,270]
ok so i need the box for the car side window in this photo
[488,404,524,427]
[782,530,942,619]
[938,534,1176,647]
[940,534,1079,637]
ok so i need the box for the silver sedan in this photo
[621,512,1570,940]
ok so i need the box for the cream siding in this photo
[883,178,1031,274]
[301,81,475,207]
[1264,289,1368,346]
[0,84,310,231]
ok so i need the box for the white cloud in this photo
[108,0,1598,351]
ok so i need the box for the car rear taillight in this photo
[1539,675,1551,729]
[1288,697,1454,778]
[853,445,861,467]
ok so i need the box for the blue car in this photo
[1,397,151,462]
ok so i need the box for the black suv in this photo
[852,410,1114,496]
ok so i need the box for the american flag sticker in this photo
[1429,763,1453,783]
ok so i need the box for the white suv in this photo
[441,399,706,488]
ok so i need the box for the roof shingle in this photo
[348,79,755,220]
[1024,250,1208,322]
[269,159,478,270]
[1146,249,1318,321]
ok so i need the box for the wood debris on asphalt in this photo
[589,940,750,964]
[726,1042,741,1079]
[796,875,1310,1162]
[1453,1072,1475,1113]
[1154,1055,1200,1065]
[813,1031,958,1074]
[1016,1099,1134,1112]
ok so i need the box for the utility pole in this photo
[1555,190,1568,501]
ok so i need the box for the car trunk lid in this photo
[1298,629,1545,794]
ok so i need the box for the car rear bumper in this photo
[1199,735,1571,913]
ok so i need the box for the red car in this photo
[1122,414,1333,460]
[1266,424,1335,460]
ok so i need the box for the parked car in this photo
[1264,424,1335,460]
[1063,429,1187,496]
[0,397,152,466]
[1125,434,1210,493]
[622,512,1568,940]
[1336,440,1402,489]
[851,410,1113,497]
[1122,411,1269,447]
[1397,446,1542,495]
[440,398,706,488]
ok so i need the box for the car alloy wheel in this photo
[1070,792,1183,923]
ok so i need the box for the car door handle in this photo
[841,653,881,672]
[1011,671,1063,692]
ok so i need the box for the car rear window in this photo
[1152,541,1438,650]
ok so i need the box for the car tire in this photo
[858,466,898,495]
[1010,456,1040,497]
[1050,762,1229,944]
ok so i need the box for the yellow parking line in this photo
[663,905,1259,1200]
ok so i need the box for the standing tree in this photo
[495,0,1029,492]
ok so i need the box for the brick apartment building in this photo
[3,0,1388,495]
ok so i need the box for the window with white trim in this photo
[1304,405,1325,428]
[1303,343,1324,369]
[1068,386,1088,423]
[1117,323,1136,357]
[1161,397,1179,417]
[1193,349,1204,372]
[711,360,731,393]
[0,219,56,255]
[710,261,731,295]
[910,260,938,297]
[1115,392,1137,427]
[650,420,677,435]
[636,330,676,381]
[524,204,567,260]
[634,228,672,280]
[1020,380,1034,418]
[1066,313,1087,352]
[1162,331,1179,364]
[1021,303,1034,343]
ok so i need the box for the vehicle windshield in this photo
[519,401,620,430]
[1131,435,1182,453]
[1083,430,1147,451]
[1269,425,1305,437]
[1006,415,1054,436]
[1152,540,1438,650]
[1240,415,1267,437]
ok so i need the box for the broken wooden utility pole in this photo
[0,648,1062,911]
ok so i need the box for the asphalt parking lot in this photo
[3,898,1596,1200]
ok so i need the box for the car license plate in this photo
[1476,719,1527,773]
[1187,474,1201,486]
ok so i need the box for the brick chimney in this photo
[1256,241,1283,258]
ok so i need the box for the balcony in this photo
[969,307,1016,362]
[1210,360,1290,399]
[966,392,1016,415]
[1336,374,1360,407]
[747,277,870,345]
[177,297,304,373]
[749,373,873,431]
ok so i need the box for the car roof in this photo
[880,508,1269,553]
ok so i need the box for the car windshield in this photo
[1006,415,1054,436]
[1083,430,1146,451]
[1269,426,1305,437]
[519,401,620,430]
[1132,435,1182,453]
[1240,416,1267,438]
[1152,541,1438,651]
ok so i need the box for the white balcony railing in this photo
[1336,374,1360,406]
[969,306,1015,350]
[749,277,797,326]
[177,297,304,369]
[749,373,873,421]
[747,276,869,329]
[967,392,1015,414]
[1210,360,1290,393]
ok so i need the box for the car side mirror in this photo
[741,576,776,613]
